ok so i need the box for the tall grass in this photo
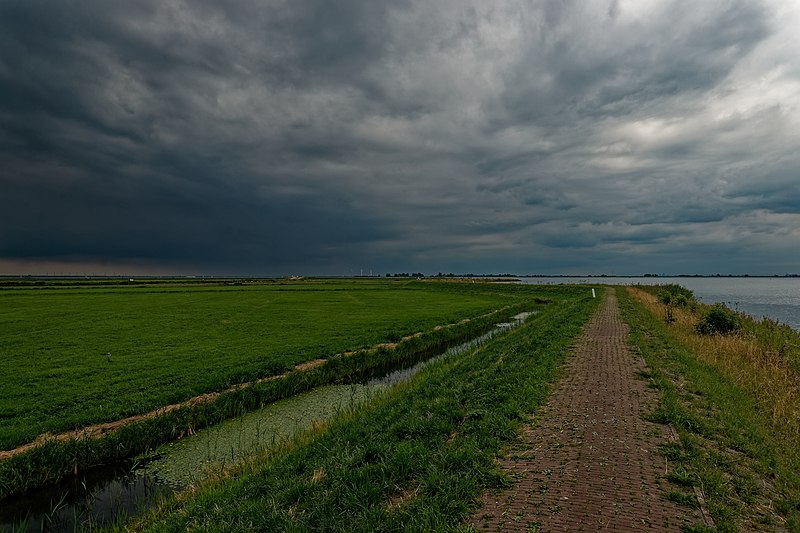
[628,286,800,446]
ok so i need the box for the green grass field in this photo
[0,278,548,451]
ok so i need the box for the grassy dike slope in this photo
[619,287,800,532]
[130,286,597,532]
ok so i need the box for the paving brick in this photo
[468,290,702,532]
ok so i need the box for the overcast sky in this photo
[1,0,799,276]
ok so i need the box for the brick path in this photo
[469,289,702,531]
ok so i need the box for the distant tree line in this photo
[383,272,520,278]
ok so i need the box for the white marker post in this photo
[591,288,596,298]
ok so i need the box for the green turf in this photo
[0,278,549,450]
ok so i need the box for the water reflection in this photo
[0,461,170,532]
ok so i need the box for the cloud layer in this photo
[2,0,799,275]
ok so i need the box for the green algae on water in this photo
[137,384,380,488]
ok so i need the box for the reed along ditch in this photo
[0,312,534,532]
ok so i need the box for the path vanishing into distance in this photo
[469,289,707,532]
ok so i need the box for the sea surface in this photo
[519,277,800,330]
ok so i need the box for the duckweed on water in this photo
[137,314,538,490]
[137,384,380,489]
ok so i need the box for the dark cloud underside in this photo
[1,0,799,275]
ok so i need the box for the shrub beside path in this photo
[469,289,703,531]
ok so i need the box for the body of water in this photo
[520,277,800,330]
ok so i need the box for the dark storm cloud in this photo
[1,0,799,275]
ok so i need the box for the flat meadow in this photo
[0,278,545,451]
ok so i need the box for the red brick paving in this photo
[469,289,702,531]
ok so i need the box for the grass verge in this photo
[125,286,597,532]
[618,286,800,532]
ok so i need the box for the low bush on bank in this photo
[695,304,741,335]
[656,284,695,308]
[640,284,696,323]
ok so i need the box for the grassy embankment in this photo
[123,285,597,532]
[0,279,557,498]
[619,286,800,531]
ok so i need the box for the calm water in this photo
[520,277,800,330]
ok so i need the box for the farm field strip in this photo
[0,279,545,450]
[0,300,517,462]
